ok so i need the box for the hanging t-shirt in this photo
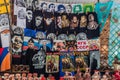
[26,9,34,30]
[33,10,44,31]
[55,13,69,35]
[68,13,79,35]
[43,11,55,35]
[72,4,83,13]
[26,49,46,75]
[45,52,60,79]
[78,13,87,33]
[24,28,36,38]
[87,12,99,39]
[74,51,89,71]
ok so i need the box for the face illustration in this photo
[0,15,9,27]
[42,3,47,11]
[57,16,62,23]
[89,14,94,21]
[66,5,72,13]
[72,16,78,23]
[35,16,42,26]
[28,40,34,49]
[26,10,33,22]
[80,15,87,27]
[13,36,22,49]
[49,4,55,12]
[18,9,26,19]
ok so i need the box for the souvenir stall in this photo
[1,0,120,80]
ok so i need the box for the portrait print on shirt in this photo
[43,12,55,35]
[46,53,59,73]
[76,32,87,40]
[15,0,26,7]
[12,26,23,36]
[32,50,46,69]
[40,2,48,12]
[61,52,75,72]
[17,7,26,28]
[55,13,69,35]
[32,0,40,11]
[65,4,72,13]
[74,51,89,71]
[26,9,34,30]
[69,13,79,35]
[0,14,9,33]
[56,4,66,13]
[87,12,99,39]
[78,13,87,32]
[39,39,52,52]
[35,31,46,40]
[47,3,56,12]
[11,35,23,55]
[52,40,66,52]
[33,10,44,31]
[47,33,57,40]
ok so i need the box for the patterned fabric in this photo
[108,2,120,66]
[95,1,113,33]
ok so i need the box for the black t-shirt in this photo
[87,12,100,39]
[26,9,34,30]
[33,10,45,31]
[68,13,79,35]
[78,13,87,33]
[43,12,55,35]
[55,13,69,35]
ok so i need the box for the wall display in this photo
[88,39,100,51]
[0,14,10,33]
[33,10,44,31]
[53,40,66,51]
[72,4,83,13]
[43,12,55,35]
[46,52,59,73]
[60,52,75,72]
[65,40,77,51]
[83,3,95,13]
[77,40,89,51]
[87,12,99,39]
[17,7,26,28]
[74,51,89,71]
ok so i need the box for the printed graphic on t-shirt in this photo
[32,50,46,69]
[46,53,59,73]
[74,51,89,71]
